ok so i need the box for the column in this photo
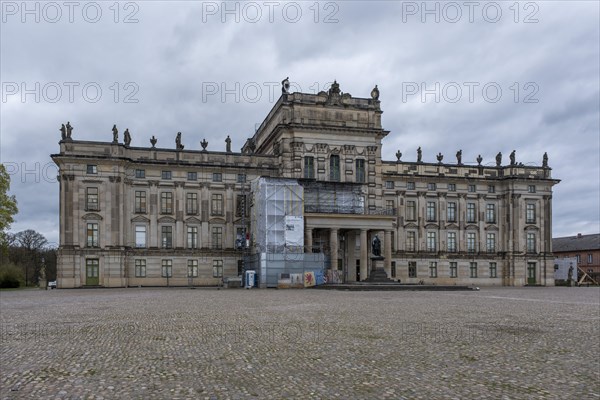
[346,231,356,282]
[384,230,392,276]
[305,227,313,253]
[330,228,339,271]
[360,229,368,281]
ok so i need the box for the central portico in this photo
[304,214,395,282]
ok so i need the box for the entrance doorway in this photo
[527,262,536,285]
[86,259,99,286]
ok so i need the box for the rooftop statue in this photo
[176,132,184,150]
[124,129,132,147]
[371,85,379,100]
[281,77,290,94]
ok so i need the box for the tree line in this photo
[0,230,57,288]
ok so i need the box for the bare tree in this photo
[14,230,48,286]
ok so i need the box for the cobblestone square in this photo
[1,287,599,399]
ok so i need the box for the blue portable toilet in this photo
[245,270,256,289]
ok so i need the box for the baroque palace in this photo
[52,80,559,288]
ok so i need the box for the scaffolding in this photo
[251,177,304,254]
[301,180,365,214]
[248,177,325,287]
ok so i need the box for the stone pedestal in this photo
[366,256,394,282]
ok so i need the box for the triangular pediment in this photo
[131,215,150,223]
[185,216,202,224]
[158,216,176,224]
[445,223,459,230]
[425,223,439,229]
[82,213,103,221]
[209,217,226,224]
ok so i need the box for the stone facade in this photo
[52,81,559,288]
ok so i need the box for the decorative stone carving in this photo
[477,154,483,166]
[437,152,444,163]
[315,143,328,153]
[273,141,280,156]
[343,144,355,154]
[150,136,157,148]
[366,146,378,155]
[124,129,131,146]
[371,85,379,100]
[112,124,118,143]
[326,80,342,106]
[291,141,304,152]
[396,150,402,162]
[201,138,208,151]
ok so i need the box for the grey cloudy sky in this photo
[1,0,599,245]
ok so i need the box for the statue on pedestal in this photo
[456,149,463,165]
[176,132,184,150]
[150,136,157,148]
[112,125,118,143]
[225,135,231,152]
[60,124,66,140]
[417,147,422,163]
[542,152,548,168]
[510,150,516,166]
[495,152,502,167]
[372,235,381,257]
[66,122,73,139]
[124,129,131,147]
[282,77,290,94]
[477,155,483,166]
